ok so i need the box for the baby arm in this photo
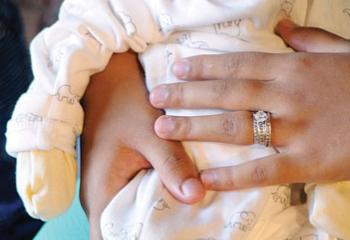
[6,0,159,220]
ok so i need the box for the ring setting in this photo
[253,110,271,147]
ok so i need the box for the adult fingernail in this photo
[155,116,175,136]
[150,85,169,106]
[181,178,205,200]
[173,59,191,79]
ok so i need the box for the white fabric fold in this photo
[307,182,350,239]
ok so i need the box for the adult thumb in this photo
[276,19,350,52]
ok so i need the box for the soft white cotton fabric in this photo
[306,182,350,240]
[5,0,350,239]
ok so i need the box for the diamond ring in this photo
[253,110,271,147]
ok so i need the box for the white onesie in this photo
[5,0,350,239]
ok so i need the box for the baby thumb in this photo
[142,140,205,204]
[276,19,350,53]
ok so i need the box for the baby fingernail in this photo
[279,19,299,30]
[155,117,175,136]
[181,178,204,199]
[173,59,191,79]
[150,85,169,106]
[200,171,217,188]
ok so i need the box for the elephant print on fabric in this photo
[54,85,80,105]
[175,32,209,49]
[102,222,143,240]
[225,211,257,232]
[280,0,295,17]
[213,20,243,39]
[271,185,290,209]
[153,198,170,211]
[15,113,43,123]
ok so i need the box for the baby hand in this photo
[16,149,77,221]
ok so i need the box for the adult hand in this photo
[80,52,204,239]
[150,20,350,191]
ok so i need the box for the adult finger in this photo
[200,153,302,190]
[140,138,206,204]
[150,79,276,111]
[154,112,285,146]
[276,19,350,53]
[172,52,282,80]
[154,112,253,145]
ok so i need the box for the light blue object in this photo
[34,180,89,240]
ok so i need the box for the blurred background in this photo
[14,0,62,42]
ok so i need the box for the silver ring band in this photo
[253,110,272,147]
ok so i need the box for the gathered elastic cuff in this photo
[6,118,77,157]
